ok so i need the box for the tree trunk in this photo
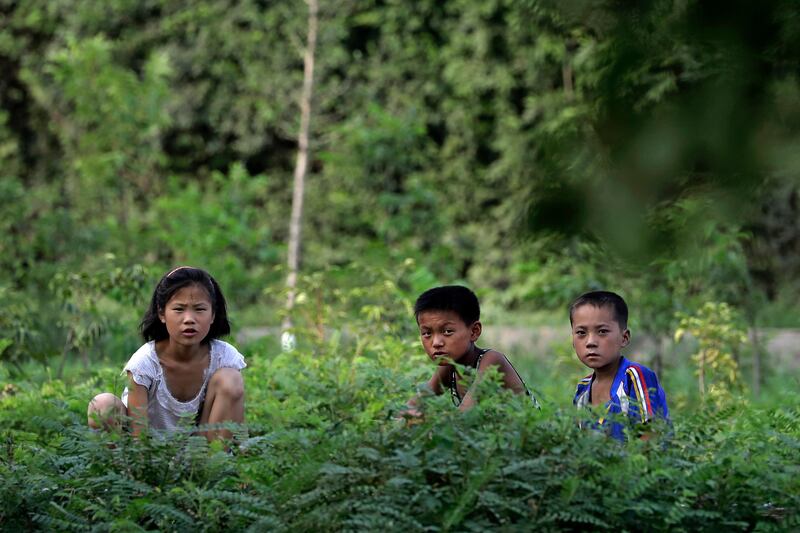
[750,325,762,398]
[698,350,705,398]
[562,63,574,95]
[282,0,319,344]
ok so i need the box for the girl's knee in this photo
[208,368,244,401]
[87,393,125,429]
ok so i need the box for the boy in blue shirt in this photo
[570,291,669,440]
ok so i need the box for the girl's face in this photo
[158,283,215,346]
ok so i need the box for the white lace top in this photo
[121,339,246,431]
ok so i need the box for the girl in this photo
[87,266,246,441]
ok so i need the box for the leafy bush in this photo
[1,333,798,531]
[675,302,748,403]
[139,165,282,308]
[0,261,149,375]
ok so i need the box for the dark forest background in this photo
[2,0,800,384]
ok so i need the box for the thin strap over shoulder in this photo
[449,348,537,408]
[479,347,541,409]
[474,347,490,370]
[449,367,461,406]
[450,348,491,407]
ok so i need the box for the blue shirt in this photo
[573,356,669,441]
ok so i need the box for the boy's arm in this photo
[401,366,447,418]
[126,371,149,436]
[626,366,670,439]
[459,351,525,411]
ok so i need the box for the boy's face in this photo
[571,304,629,373]
[417,310,481,364]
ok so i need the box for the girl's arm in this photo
[459,351,525,411]
[126,371,149,436]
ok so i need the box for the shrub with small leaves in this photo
[1,337,798,531]
[675,302,748,403]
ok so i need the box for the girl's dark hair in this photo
[414,285,480,325]
[140,266,230,343]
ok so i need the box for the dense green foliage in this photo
[3,0,800,359]
[0,1,797,409]
[2,331,799,531]
[2,1,800,529]
[2,275,799,530]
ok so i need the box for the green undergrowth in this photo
[1,340,799,532]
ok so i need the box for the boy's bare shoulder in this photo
[476,349,528,394]
[477,349,512,371]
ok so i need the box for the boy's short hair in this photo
[569,290,629,330]
[414,285,480,325]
